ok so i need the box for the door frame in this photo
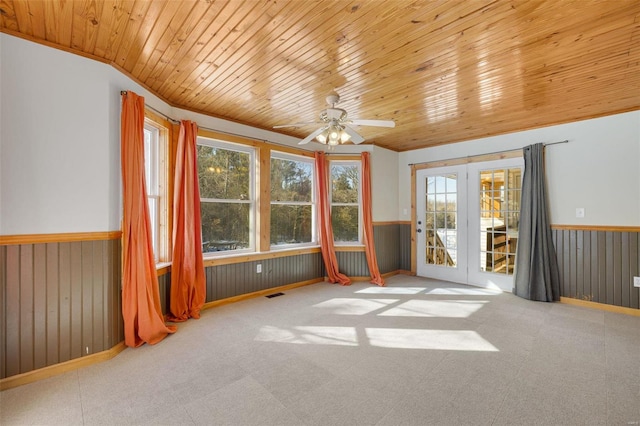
[467,158,524,292]
[415,165,468,284]
[410,151,524,290]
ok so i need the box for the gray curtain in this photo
[514,143,561,301]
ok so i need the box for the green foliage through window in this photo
[330,162,360,243]
[270,155,314,246]
[197,141,253,252]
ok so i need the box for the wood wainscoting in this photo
[552,226,639,310]
[0,222,423,386]
[0,233,123,380]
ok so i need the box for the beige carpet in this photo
[1,275,639,425]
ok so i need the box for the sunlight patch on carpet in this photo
[355,287,427,295]
[312,298,398,315]
[425,287,502,295]
[255,326,358,346]
[365,329,499,351]
[378,300,488,318]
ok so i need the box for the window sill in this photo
[334,244,365,252]
[156,262,172,276]
[156,245,364,270]
[202,246,322,267]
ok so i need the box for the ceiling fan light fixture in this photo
[316,129,329,144]
[281,91,395,146]
[340,128,351,143]
[327,124,341,145]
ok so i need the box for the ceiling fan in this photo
[273,92,395,146]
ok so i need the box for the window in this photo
[479,167,521,275]
[330,161,361,244]
[270,152,315,247]
[143,119,168,262]
[197,138,255,253]
[425,173,458,267]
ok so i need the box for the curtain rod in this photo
[407,140,569,166]
[121,90,306,151]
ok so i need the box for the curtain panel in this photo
[514,143,561,301]
[361,152,385,286]
[315,152,350,285]
[120,91,176,347]
[168,120,207,321]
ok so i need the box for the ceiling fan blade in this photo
[273,121,318,129]
[349,119,396,128]
[298,127,326,145]
[344,125,365,144]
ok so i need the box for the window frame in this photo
[269,151,316,250]
[329,159,363,245]
[197,136,257,256]
[143,117,169,264]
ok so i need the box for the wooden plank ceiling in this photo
[1,0,639,151]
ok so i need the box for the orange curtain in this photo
[120,91,176,347]
[361,152,385,286]
[315,152,350,285]
[167,120,206,321]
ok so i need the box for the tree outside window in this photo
[270,153,315,247]
[330,161,361,243]
[197,139,255,253]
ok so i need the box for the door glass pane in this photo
[424,174,457,267]
[479,167,521,274]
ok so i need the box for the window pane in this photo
[144,129,152,190]
[271,157,312,202]
[479,166,521,275]
[425,173,457,268]
[198,145,250,200]
[332,205,359,242]
[270,205,312,245]
[331,164,359,203]
[147,197,158,260]
[426,194,435,212]
[200,202,250,252]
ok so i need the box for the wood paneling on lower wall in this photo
[336,251,369,277]
[204,253,323,302]
[399,224,412,271]
[374,224,400,274]
[332,224,409,277]
[0,223,414,380]
[158,272,171,315]
[553,229,639,309]
[0,239,123,380]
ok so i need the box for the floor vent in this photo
[265,292,285,299]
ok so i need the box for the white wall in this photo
[1,35,116,234]
[371,145,399,221]
[398,111,640,226]
[0,35,3,225]
[8,33,634,232]
[0,34,389,235]
[0,34,182,234]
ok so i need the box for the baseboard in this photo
[0,342,127,392]
[559,297,640,317]
[324,270,405,283]
[202,277,325,310]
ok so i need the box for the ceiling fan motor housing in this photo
[277,91,393,146]
[320,108,348,122]
[325,92,340,106]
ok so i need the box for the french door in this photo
[416,158,524,292]
[416,166,468,284]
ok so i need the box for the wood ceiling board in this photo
[183,0,296,110]
[1,0,639,152]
